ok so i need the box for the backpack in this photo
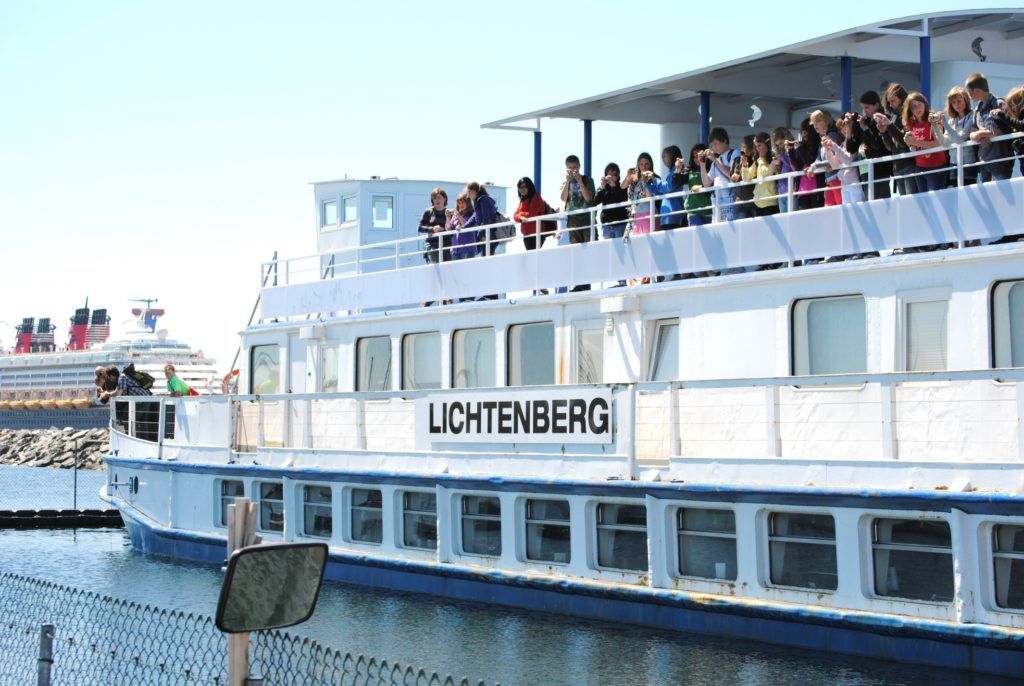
[123,363,155,390]
[492,211,516,241]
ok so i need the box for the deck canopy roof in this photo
[484,11,1024,131]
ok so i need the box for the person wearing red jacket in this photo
[512,177,552,251]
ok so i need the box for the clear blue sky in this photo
[0,0,1006,368]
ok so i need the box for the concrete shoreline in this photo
[0,428,108,470]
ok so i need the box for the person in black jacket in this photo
[594,163,629,239]
[418,188,450,265]
[857,90,893,200]
[874,83,914,196]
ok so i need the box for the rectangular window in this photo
[792,296,866,375]
[677,508,737,581]
[872,519,953,602]
[303,485,333,538]
[993,524,1024,610]
[906,300,948,371]
[768,512,837,591]
[350,488,383,544]
[576,328,603,384]
[992,281,1024,368]
[649,319,679,381]
[322,200,338,227]
[596,503,648,572]
[402,332,441,390]
[508,322,555,386]
[372,195,394,229]
[525,499,571,564]
[453,327,495,388]
[402,491,437,550]
[320,346,338,393]
[461,495,501,556]
[356,336,391,391]
[250,344,280,394]
[258,482,284,532]
[342,196,358,223]
[219,480,244,527]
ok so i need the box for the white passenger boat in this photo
[105,12,1024,677]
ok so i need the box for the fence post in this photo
[37,623,53,686]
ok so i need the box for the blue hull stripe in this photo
[105,457,1024,516]
[117,507,1024,678]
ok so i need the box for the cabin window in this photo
[991,281,1024,368]
[525,499,571,564]
[257,482,284,532]
[302,485,333,538]
[792,296,866,375]
[575,327,603,384]
[648,319,679,382]
[218,480,244,527]
[321,199,338,227]
[452,327,495,388]
[993,524,1024,610]
[320,346,338,393]
[402,332,441,390]
[767,512,837,591]
[250,344,280,394]
[872,518,953,603]
[508,322,555,386]
[461,495,501,556]
[596,503,648,572]
[356,336,391,391]
[402,491,437,550]
[350,488,383,544]
[677,508,737,581]
[372,195,394,229]
[906,300,948,371]
[342,195,358,223]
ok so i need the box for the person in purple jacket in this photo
[447,192,478,261]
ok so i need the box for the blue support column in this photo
[582,119,593,178]
[533,130,542,192]
[919,36,931,103]
[840,56,853,114]
[699,91,711,145]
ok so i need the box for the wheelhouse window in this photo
[576,327,603,384]
[677,508,737,581]
[402,491,437,550]
[508,322,554,386]
[993,524,1024,610]
[218,480,244,527]
[452,327,495,388]
[250,344,280,394]
[767,512,837,591]
[648,319,679,381]
[257,482,284,532]
[402,332,441,390]
[872,518,953,603]
[461,495,501,556]
[525,499,571,564]
[302,485,333,538]
[372,195,394,229]
[321,199,338,227]
[342,196,358,223]
[992,281,1024,368]
[350,488,383,544]
[356,336,391,391]
[792,295,866,375]
[320,346,338,393]
[906,300,948,371]
[596,503,648,572]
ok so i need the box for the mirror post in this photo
[226,498,260,686]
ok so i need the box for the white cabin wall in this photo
[932,59,1023,106]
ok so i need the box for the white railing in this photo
[110,368,1024,480]
[262,132,1024,289]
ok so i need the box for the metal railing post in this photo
[866,160,876,202]
[157,397,166,460]
[37,623,54,686]
[648,196,656,231]
[256,401,266,449]
[128,401,137,438]
[590,207,597,242]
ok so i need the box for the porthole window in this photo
[677,508,737,581]
[596,502,648,572]
[767,512,837,591]
[872,518,953,603]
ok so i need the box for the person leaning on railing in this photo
[747,132,779,217]
[902,92,949,194]
[622,152,659,235]
[932,86,978,185]
[513,176,552,251]
[809,110,845,206]
[418,188,450,266]
[789,118,823,210]
[683,144,712,227]
[876,83,914,196]
[991,84,1024,178]
[699,128,742,221]
[967,72,1014,184]
[560,155,596,245]
[733,136,758,219]
[857,90,893,200]
[821,114,865,204]
[771,128,796,212]
[651,146,688,230]
[594,163,629,240]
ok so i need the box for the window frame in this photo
[370,194,396,230]
[573,320,605,385]
[990,279,1024,369]
[321,198,339,229]
[249,343,280,395]
[452,327,496,389]
[255,480,284,533]
[523,498,572,565]
[898,288,951,373]
[647,317,680,382]
[991,522,1024,612]
[765,510,838,592]
[507,321,555,387]
[594,501,649,573]
[675,507,738,582]
[216,479,245,528]
[869,516,954,604]
[790,294,867,376]
[459,494,502,558]
[355,335,392,392]
[301,483,333,539]
[402,331,442,391]
[401,489,438,551]
[319,344,339,393]
[341,195,358,224]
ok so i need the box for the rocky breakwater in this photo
[0,428,109,470]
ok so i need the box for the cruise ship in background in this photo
[0,300,219,427]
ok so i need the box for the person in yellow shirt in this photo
[742,132,780,216]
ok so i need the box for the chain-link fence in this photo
[0,573,491,685]
[0,463,108,512]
